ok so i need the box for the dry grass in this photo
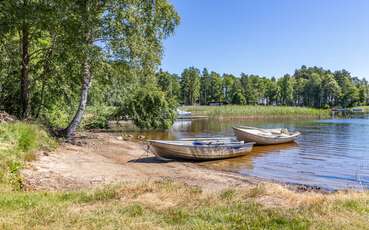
[1,180,368,229]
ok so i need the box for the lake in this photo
[124,115,369,190]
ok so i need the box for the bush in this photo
[117,87,177,129]
[82,106,116,129]
[41,104,73,129]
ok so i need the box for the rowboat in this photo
[148,138,255,161]
[176,109,192,119]
[233,126,301,145]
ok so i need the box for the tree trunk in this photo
[20,25,30,119]
[35,35,55,118]
[64,59,92,138]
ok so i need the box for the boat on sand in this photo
[233,126,301,145]
[149,138,255,161]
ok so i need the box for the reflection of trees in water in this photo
[183,118,303,136]
[171,121,192,130]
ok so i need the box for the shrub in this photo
[41,104,73,129]
[82,106,116,129]
[117,86,177,129]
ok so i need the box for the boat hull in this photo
[149,140,254,161]
[233,127,301,145]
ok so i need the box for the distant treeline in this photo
[157,66,369,108]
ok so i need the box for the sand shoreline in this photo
[21,132,339,193]
[22,132,261,192]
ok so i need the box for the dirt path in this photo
[22,133,259,191]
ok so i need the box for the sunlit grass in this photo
[183,105,330,119]
[0,122,57,191]
[0,180,368,229]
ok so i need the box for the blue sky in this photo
[161,0,369,78]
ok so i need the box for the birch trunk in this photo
[64,58,92,138]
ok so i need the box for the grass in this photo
[0,122,57,191]
[0,180,368,229]
[183,105,330,119]
[1,122,369,229]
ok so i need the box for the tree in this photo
[209,71,223,102]
[222,74,236,104]
[230,78,245,104]
[200,68,211,105]
[156,69,180,100]
[0,0,58,118]
[321,73,341,107]
[277,75,294,105]
[180,67,201,105]
[119,86,177,129]
[334,70,359,107]
[61,0,179,137]
[265,77,278,105]
[240,74,254,104]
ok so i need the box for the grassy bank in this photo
[1,122,369,229]
[0,180,368,229]
[183,105,330,119]
[0,122,57,191]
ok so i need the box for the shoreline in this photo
[21,132,363,193]
[7,130,369,229]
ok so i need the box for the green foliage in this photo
[118,86,177,129]
[0,0,180,133]
[278,74,294,105]
[156,69,181,100]
[41,103,74,129]
[180,67,201,105]
[82,106,117,130]
[178,65,369,109]
[222,74,235,103]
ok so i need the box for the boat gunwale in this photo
[233,126,301,140]
[149,140,255,149]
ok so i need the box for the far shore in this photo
[182,105,331,119]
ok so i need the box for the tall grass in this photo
[183,105,330,119]
[0,122,57,191]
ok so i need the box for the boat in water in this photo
[233,126,301,145]
[176,109,192,119]
[148,138,255,161]
[176,109,208,120]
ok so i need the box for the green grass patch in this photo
[183,105,330,119]
[0,122,57,191]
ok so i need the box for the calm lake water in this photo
[124,115,369,190]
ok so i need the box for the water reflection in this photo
[118,115,369,190]
[199,143,299,171]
